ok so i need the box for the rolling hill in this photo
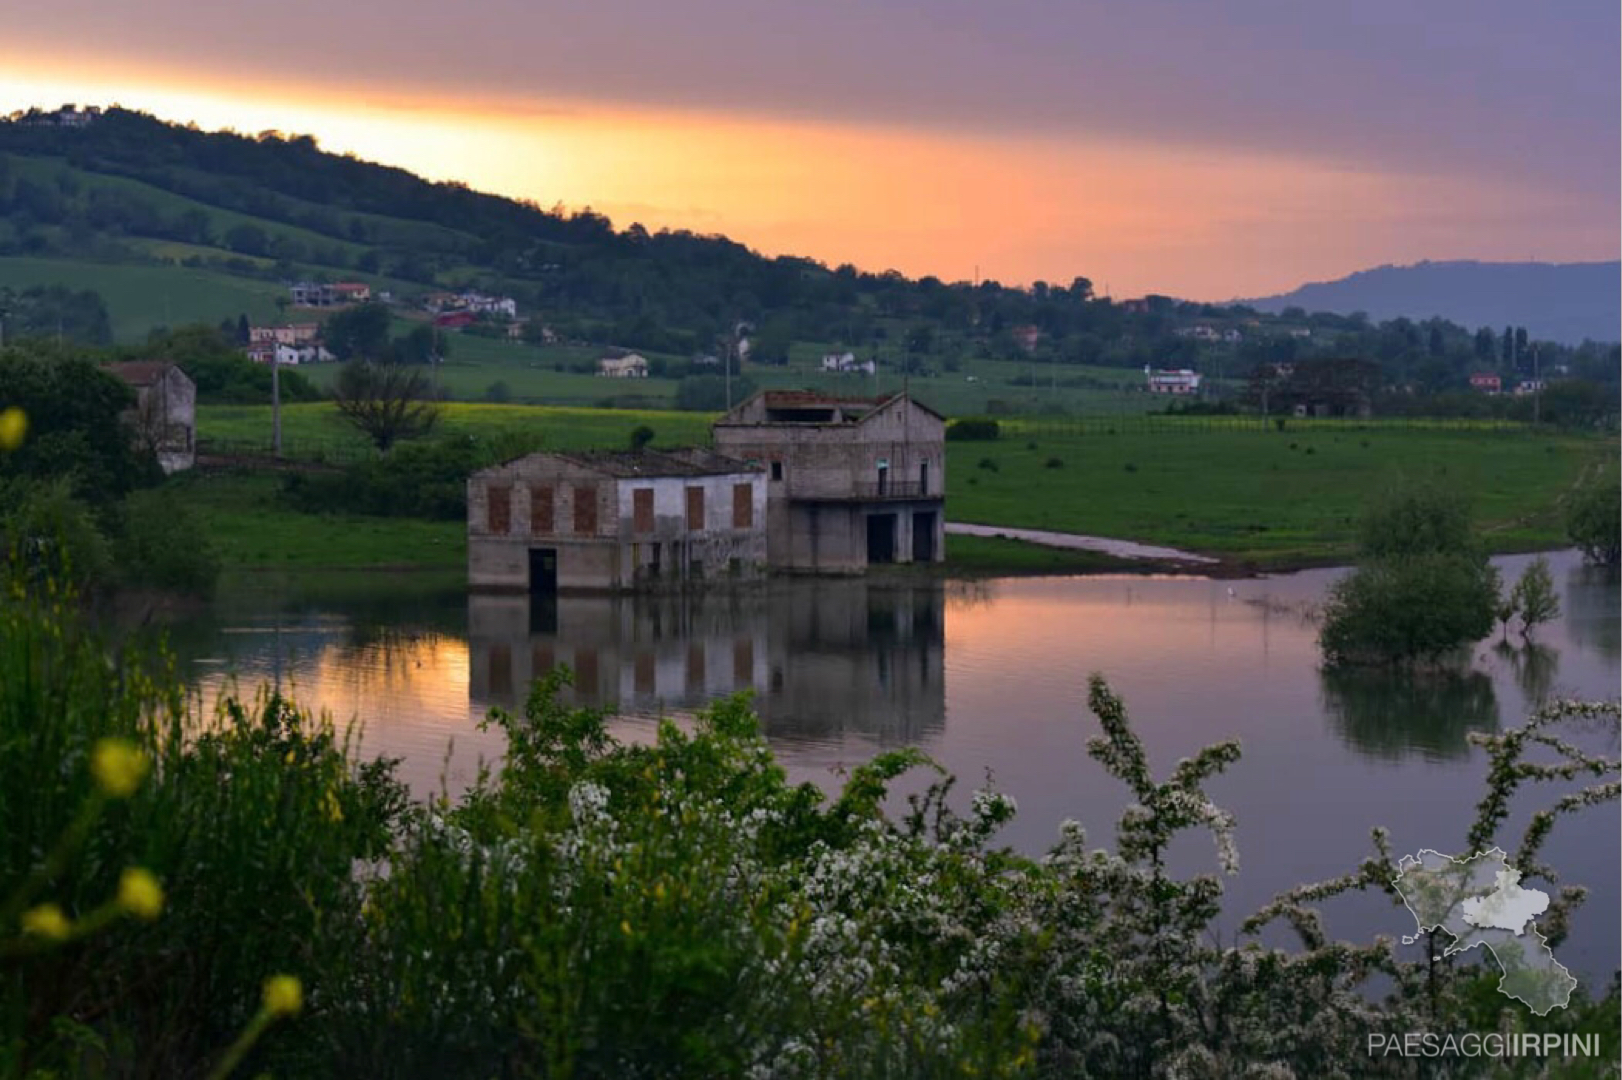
[1243,260,1621,345]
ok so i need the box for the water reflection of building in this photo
[468,580,946,746]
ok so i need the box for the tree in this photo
[223,222,269,256]
[332,361,442,451]
[628,424,655,451]
[1473,327,1496,361]
[389,324,449,365]
[1510,556,1560,641]
[1565,473,1620,565]
[323,303,392,361]
[1319,484,1500,666]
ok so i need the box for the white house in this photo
[1145,367,1202,395]
[820,352,876,375]
[598,354,650,378]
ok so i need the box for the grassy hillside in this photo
[0,257,287,339]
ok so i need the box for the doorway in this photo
[528,548,558,594]
[912,511,936,561]
[866,513,896,564]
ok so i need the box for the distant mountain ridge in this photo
[1242,260,1620,345]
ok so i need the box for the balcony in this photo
[796,480,934,502]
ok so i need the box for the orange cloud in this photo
[1,51,1607,298]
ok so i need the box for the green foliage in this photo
[0,578,407,1076]
[281,437,482,520]
[114,487,220,594]
[0,283,112,344]
[945,418,1001,441]
[1510,556,1561,641]
[1321,484,1500,666]
[332,360,441,451]
[129,324,320,405]
[2,585,1619,1076]
[322,303,392,361]
[0,348,151,506]
[628,423,655,451]
[1356,481,1476,559]
[1565,472,1620,565]
[675,374,755,412]
[0,478,113,590]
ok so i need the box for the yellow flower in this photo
[0,408,26,452]
[91,738,149,798]
[21,903,70,940]
[620,919,633,936]
[117,867,165,921]
[322,789,344,823]
[262,974,304,1017]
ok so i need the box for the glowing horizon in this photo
[1,31,1614,299]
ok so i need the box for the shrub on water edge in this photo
[1566,473,1620,565]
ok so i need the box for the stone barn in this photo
[102,361,196,474]
[711,391,946,572]
[467,449,767,593]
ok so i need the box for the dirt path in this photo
[945,522,1220,564]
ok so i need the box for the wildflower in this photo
[117,867,165,920]
[620,919,633,936]
[0,407,26,451]
[21,903,70,940]
[262,975,304,1017]
[91,738,149,798]
[322,789,344,823]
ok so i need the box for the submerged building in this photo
[467,449,767,594]
[711,391,946,572]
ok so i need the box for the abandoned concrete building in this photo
[710,391,946,572]
[102,361,196,474]
[467,449,767,593]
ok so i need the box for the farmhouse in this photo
[102,361,196,474]
[598,354,649,378]
[288,282,371,307]
[467,449,767,594]
[249,323,320,346]
[1470,373,1503,394]
[711,391,946,573]
[820,352,876,376]
[1145,368,1202,395]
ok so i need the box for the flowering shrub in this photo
[3,581,1618,1077]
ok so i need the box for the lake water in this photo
[169,550,1620,986]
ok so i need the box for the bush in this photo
[2,583,1618,1076]
[1566,473,1620,565]
[282,437,484,520]
[975,457,999,472]
[116,487,220,594]
[1510,556,1560,641]
[945,418,1000,441]
[1320,484,1500,666]
[482,380,512,403]
[1043,457,1064,469]
[629,424,656,451]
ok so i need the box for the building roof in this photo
[485,448,760,480]
[102,360,183,387]
[718,390,945,424]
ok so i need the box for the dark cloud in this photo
[10,0,1617,199]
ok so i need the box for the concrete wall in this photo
[712,396,946,570]
[128,367,195,474]
[468,454,765,592]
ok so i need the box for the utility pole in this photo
[1532,345,1541,428]
[271,353,282,458]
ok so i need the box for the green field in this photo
[192,403,1611,570]
[172,470,466,571]
[948,419,1609,565]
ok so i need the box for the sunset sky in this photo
[3,0,1616,298]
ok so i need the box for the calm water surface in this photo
[170,550,1620,985]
